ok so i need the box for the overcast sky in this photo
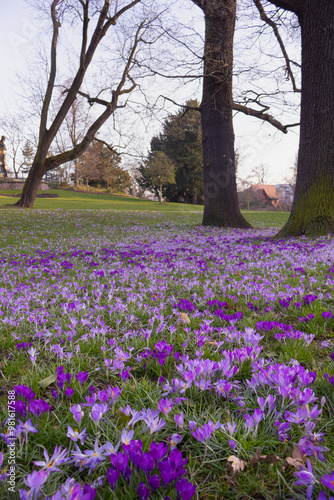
[0,1,300,185]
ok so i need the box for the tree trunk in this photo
[15,159,45,208]
[277,0,334,237]
[199,0,252,228]
[74,158,79,188]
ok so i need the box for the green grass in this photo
[0,188,290,230]
[0,189,204,212]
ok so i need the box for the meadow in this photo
[0,201,333,500]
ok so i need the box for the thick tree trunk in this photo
[277,0,334,237]
[15,159,46,208]
[200,0,251,228]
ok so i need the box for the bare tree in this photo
[14,0,158,208]
[250,164,270,185]
[0,115,27,179]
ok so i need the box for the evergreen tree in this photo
[21,141,35,175]
[148,100,204,204]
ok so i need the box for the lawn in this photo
[0,208,333,500]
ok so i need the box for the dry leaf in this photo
[205,341,218,346]
[180,313,190,324]
[250,448,280,465]
[227,455,247,473]
[285,447,305,468]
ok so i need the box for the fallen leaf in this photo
[180,313,190,324]
[285,447,305,468]
[250,448,280,465]
[227,455,247,473]
[38,373,57,389]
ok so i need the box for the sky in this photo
[0,0,300,185]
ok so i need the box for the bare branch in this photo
[77,90,110,107]
[93,137,121,156]
[253,0,300,92]
[40,0,61,141]
[158,95,201,112]
[109,0,141,25]
[79,1,89,68]
[233,102,298,133]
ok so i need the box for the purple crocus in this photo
[34,445,69,472]
[106,468,119,490]
[320,471,334,491]
[20,470,49,499]
[140,452,155,475]
[294,459,316,500]
[137,482,150,500]
[175,478,196,500]
[65,387,75,399]
[158,398,173,415]
[150,441,168,461]
[174,413,184,429]
[110,452,129,474]
[148,474,161,490]
[75,371,88,386]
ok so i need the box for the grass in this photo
[0,206,333,500]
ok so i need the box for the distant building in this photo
[238,184,294,211]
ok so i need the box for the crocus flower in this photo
[120,428,134,446]
[174,413,184,429]
[158,398,173,415]
[169,433,182,449]
[17,418,39,438]
[70,404,84,426]
[110,452,129,473]
[106,468,119,490]
[20,470,49,499]
[175,478,196,500]
[67,426,87,445]
[34,445,69,472]
[294,459,316,500]
[65,387,74,399]
[150,441,168,461]
[320,471,334,491]
[75,371,88,386]
[148,474,161,491]
[137,482,150,500]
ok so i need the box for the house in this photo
[238,184,294,210]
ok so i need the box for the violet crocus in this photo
[75,371,88,386]
[67,426,87,445]
[110,451,129,474]
[158,398,173,415]
[34,445,69,472]
[150,441,168,461]
[148,474,161,490]
[137,482,150,500]
[120,428,134,446]
[169,433,182,449]
[294,459,317,500]
[65,387,74,399]
[106,468,120,490]
[175,478,196,500]
[320,471,334,491]
[20,470,49,499]
[140,452,155,475]
[70,404,84,426]
[174,413,184,429]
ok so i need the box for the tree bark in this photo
[277,0,334,237]
[16,158,46,208]
[198,0,252,228]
